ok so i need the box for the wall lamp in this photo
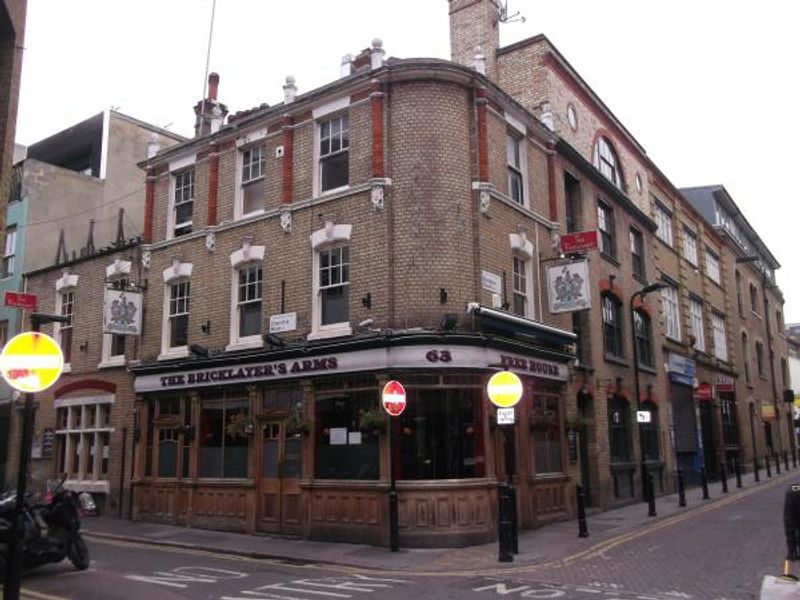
[361,293,372,309]
[200,320,211,334]
[264,333,285,348]
[189,344,209,358]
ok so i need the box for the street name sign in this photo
[3,291,37,311]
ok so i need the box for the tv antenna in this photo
[499,1,526,24]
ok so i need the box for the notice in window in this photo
[330,427,348,445]
[348,431,362,445]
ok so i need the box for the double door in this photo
[257,422,303,535]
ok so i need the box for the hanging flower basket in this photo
[285,402,310,438]
[358,406,387,434]
[530,411,557,430]
[225,413,255,439]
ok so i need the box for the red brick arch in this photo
[54,379,117,399]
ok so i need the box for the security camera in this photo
[359,318,374,328]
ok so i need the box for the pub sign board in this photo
[104,289,142,335]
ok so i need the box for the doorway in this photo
[257,421,302,535]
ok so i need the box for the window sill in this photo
[632,273,648,286]
[315,184,350,199]
[235,208,266,222]
[97,357,126,369]
[604,354,629,367]
[637,363,658,375]
[158,347,189,361]
[308,324,352,341]
[600,253,620,267]
[226,338,263,352]
[64,479,110,494]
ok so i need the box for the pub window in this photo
[629,227,645,279]
[512,256,529,317]
[602,293,624,359]
[531,381,563,475]
[57,289,75,365]
[169,281,190,348]
[310,224,353,340]
[597,200,616,259]
[397,387,484,480]
[564,172,582,233]
[634,310,654,368]
[2,225,16,279]
[172,168,194,238]
[237,264,262,339]
[315,391,379,480]
[506,131,524,204]
[238,145,266,217]
[593,136,621,188]
[199,390,250,479]
[742,332,751,383]
[608,395,631,462]
[54,397,113,482]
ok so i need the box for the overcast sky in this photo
[14,0,800,321]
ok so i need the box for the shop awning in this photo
[466,303,577,351]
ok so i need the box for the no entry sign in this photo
[0,331,64,393]
[487,370,523,408]
[382,380,406,417]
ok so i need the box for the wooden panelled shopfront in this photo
[131,334,575,547]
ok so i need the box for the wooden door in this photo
[257,421,303,534]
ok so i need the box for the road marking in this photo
[124,565,248,589]
[222,575,409,600]
[472,580,689,599]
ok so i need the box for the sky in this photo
[14,0,800,321]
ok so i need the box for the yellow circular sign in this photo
[0,331,65,393]
[487,370,523,408]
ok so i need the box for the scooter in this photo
[0,474,90,576]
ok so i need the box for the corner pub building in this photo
[127,42,581,547]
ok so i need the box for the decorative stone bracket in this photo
[280,207,292,233]
[141,248,151,270]
[370,178,392,211]
[473,181,492,214]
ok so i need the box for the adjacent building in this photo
[4,111,184,509]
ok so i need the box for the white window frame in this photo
[705,248,721,284]
[227,243,266,351]
[54,271,79,373]
[508,232,535,319]
[235,144,266,220]
[54,394,114,494]
[593,137,620,188]
[711,312,728,362]
[166,154,196,240]
[505,115,528,206]
[309,223,352,340]
[682,228,698,266]
[312,97,351,197]
[654,202,673,247]
[159,260,193,360]
[689,297,705,352]
[661,285,681,342]
[2,225,16,279]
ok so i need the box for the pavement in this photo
[81,464,800,575]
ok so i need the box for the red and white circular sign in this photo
[382,380,406,417]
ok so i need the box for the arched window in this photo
[640,401,660,461]
[593,136,621,188]
[602,293,624,358]
[609,394,631,462]
[633,310,654,368]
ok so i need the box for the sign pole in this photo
[381,380,406,553]
[2,313,68,600]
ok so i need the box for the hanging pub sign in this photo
[104,288,142,335]
[547,259,590,314]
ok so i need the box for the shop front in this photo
[130,332,575,547]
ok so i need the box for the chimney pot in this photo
[370,38,385,70]
[341,54,353,78]
[208,72,220,100]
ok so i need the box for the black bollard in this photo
[497,482,514,563]
[735,458,743,488]
[646,472,657,517]
[700,467,710,500]
[576,485,589,538]
[785,451,790,472]
[677,469,687,507]
[776,453,782,475]
[510,485,518,555]
[754,455,761,482]
[721,462,729,494]
[767,453,773,478]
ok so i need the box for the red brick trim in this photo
[632,295,654,318]
[54,379,117,399]
[143,170,155,244]
[281,117,294,204]
[476,89,489,182]
[207,145,219,226]
[599,280,624,303]
[371,91,384,178]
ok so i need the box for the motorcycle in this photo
[0,474,90,576]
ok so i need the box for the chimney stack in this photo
[194,72,229,137]
[448,0,501,81]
